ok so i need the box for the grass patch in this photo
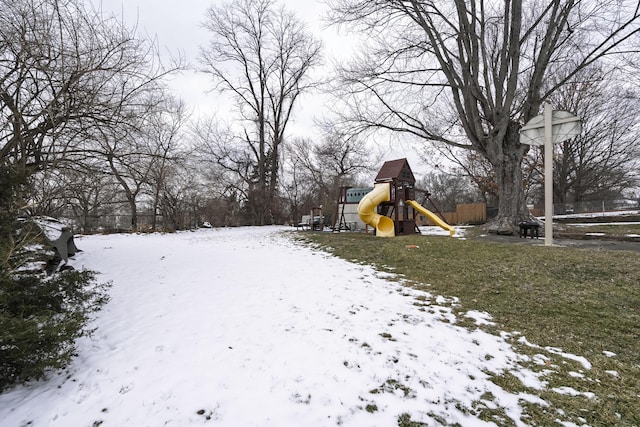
[559,223,640,239]
[298,230,640,426]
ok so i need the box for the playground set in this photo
[334,158,455,237]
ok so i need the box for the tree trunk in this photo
[129,199,138,232]
[151,189,160,231]
[484,123,533,234]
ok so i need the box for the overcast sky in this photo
[91,0,338,117]
[90,0,427,175]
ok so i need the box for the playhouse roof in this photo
[375,158,416,184]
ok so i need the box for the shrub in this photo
[0,269,110,391]
[0,165,110,391]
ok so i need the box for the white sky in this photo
[90,0,428,177]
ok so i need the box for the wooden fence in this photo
[418,203,487,226]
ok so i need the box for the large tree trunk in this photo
[484,123,533,234]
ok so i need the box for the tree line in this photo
[2,0,639,236]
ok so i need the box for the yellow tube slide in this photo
[406,200,455,237]
[357,183,395,237]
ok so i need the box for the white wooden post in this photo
[544,102,554,246]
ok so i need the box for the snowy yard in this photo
[0,226,549,426]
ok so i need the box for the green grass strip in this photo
[300,231,640,426]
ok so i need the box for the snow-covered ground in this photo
[1,226,551,426]
[546,209,640,221]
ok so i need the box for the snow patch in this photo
[551,387,596,400]
[517,337,592,370]
[464,310,495,326]
[0,227,548,426]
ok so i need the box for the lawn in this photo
[301,230,640,427]
[559,223,640,240]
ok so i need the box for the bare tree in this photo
[421,144,502,207]
[0,0,175,176]
[199,0,322,225]
[417,170,482,213]
[25,169,68,217]
[280,147,316,225]
[62,167,121,233]
[157,163,208,231]
[191,116,254,220]
[144,100,189,231]
[100,130,152,231]
[547,68,640,207]
[287,129,374,224]
[326,0,640,233]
